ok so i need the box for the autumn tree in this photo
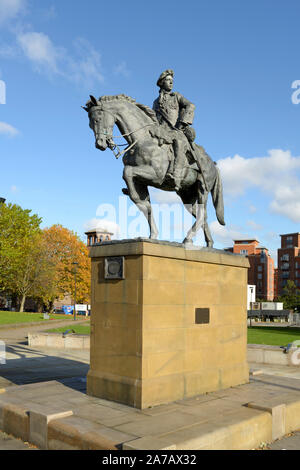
[42,225,91,309]
[0,203,43,311]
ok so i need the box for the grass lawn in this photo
[0,311,73,325]
[47,323,90,335]
[248,326,300,347]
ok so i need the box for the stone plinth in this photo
[87,239,250,409]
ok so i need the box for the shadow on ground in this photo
[0,342,89,393]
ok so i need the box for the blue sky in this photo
[1,0,300,264]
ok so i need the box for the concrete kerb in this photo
[0,382,118,450]
[248,344,300,367]
[1,377,300,450]
[28,332,90,350]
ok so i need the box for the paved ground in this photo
[1,321,300,450]
[0,431,37,450]
[268,431,300,450]
[0,321,89,393]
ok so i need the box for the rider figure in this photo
[153,69,195,191]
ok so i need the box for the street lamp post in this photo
[72,262,78,321]
[250,286,254,328]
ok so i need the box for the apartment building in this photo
[277,233,300,295]
[227,239,275,300]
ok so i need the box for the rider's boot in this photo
[174,168,183,191]
[172,138,186,191]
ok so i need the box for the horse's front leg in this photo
[123,166,159,239]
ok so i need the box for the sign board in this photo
[75,304,88,311]
[62,305,74,315]
[251,302,261,310]
[261,302,276,310]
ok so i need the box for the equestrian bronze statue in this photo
[83,69,225,247]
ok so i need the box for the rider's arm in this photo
[176,92,195,126]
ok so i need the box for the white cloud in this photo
[10,185,18,192]
[218,149,300,223]
[68,38,104,86]
[84,218,120,239]
[17,31,60,73]
[0,121,19,136]
[0,0,25,25]
[113,61,130,78]
[16,31,104,86]
[150,188,181,204]
[209,220,250,247]
[248,204,257,214]
[247,220,263,231]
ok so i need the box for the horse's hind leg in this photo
[179,184,213,247]
[182,200,205,246]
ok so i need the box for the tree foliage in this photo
[42,225,91,306]
[0,203,43,310]
[278,280,300,311]
[0,203,91,311]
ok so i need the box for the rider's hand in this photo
[177,121,187,130]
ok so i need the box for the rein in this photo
[91,105,156,159]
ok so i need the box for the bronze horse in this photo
[83,94,225,246]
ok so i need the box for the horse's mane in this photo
[87,94,158,124]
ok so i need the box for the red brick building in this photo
[227,239,275,301]
[274,268,279,299]
[277,233,300,295]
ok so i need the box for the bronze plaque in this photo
[195,308,210,324]
[104,257,125,280]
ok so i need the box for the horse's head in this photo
[82,95,115,151]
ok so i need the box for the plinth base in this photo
[87,239,250,409]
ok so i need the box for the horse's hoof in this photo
[122,188,129,196]
[183,238,193,247]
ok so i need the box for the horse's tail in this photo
[211,167,225,226]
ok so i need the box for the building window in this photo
[281,262,289,270]
[281,254,289,261]
[257,273,262,279]
[257,266,262,272]
[240,249,248,255]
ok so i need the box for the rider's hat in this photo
[156,69,174,87]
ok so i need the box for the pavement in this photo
[1,321,300,450]
[0,430,37,450]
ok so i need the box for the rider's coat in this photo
[152,91,195,130]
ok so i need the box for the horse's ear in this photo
[89,95,98,106]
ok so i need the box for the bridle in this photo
[90,105,155,159]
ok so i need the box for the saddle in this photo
[149,124,215,191]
